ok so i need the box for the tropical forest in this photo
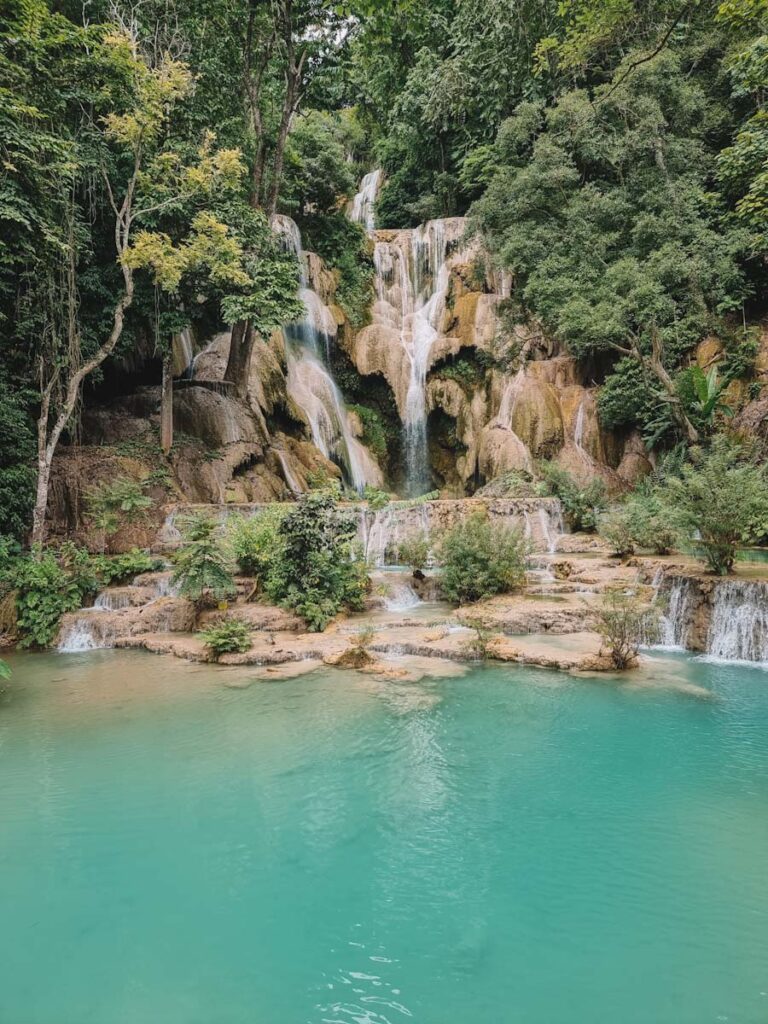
[1,1,768,1020]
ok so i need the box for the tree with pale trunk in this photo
[29,23,278,547]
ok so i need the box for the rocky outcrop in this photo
[342,213,648,495]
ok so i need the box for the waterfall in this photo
[57,620,101,653]
[274,449,302,495]
[173,328,195,378]
[369,218,467,496]
[573,399,586,450]
[653,574,695,649]
[383,582,422,612]
[537,504,564,554]
[497,368,526,426]
[707,581,768,664]
[349,169,382,232]
[93,590,132,611]
[358,503,431,566]
[272,214,380,494]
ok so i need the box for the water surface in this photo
[1,651,767,1023]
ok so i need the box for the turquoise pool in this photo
[1,650,766,1023]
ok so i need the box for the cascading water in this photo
[707,581,768,664]
[349,169,382,232]
[573,399,586,450]
[653,574,695,649]
[383,582,422,612]
[272,214,380,494]
[173,328,195,378]
[369,218,467,496]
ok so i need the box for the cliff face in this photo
[49,197,690,539]
[341,217,650,496]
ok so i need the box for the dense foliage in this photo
[198,616,252,659]
[172,515,237,606]
[538,463,607,533]
[265,491,369,630]
[438,512,528,604]
[2,0,768,552]
[228,507,287,583]
[659,436,768,574]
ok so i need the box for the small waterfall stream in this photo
[653,573,696,649]
[573,399,586,450]
[273,214,379,494]
[653,572,768,664]
[707,582,768,663]
[349,169,382,231]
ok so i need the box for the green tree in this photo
[472,42,754,445]
[592,589,657,671]
[265,490,368,630]
[660,436,768,573]
[439,511,528,604]
[172,514,236,606]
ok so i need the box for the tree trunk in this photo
[266,92,295,217]
[223,320,255,399]
[161,349,174,453]
[31,269,134,548]
[617,330,700,446]
[31,457,52,549]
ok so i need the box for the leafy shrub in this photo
[265,491,369,631]
[351,407,389,462]
[438,512,528,605]
[597,358,677,446]
[592,590,658,670]
[676,365,733,433]
[85,477,153,552]
[198,616,252,660]
[92,549,165,585]
[228,507,286,583]
[362,484,390,511]
[461,618,496,660]
[659,436,768,575]
[172,514,236,606]
[396,530,430,573]
[0,658,9,680]
[433,357,484,391]
[13,546,97,648]
[599,508,636,558]
[538,463,606,532]
[623,489,679,555]
[476,470,538,499]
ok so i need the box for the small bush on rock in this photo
[592,590,658,670]
[172,514,236,607]
[85,477,153,553]
[265,491,369,631]
[337,625,376,668]
[396,530,430,573]
[599,508,636,558]
[538,463,606,532]
[199,616,252,660]
[439,512,528,605]
[228,507,286,583]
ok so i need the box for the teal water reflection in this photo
[0,651,766,1023]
